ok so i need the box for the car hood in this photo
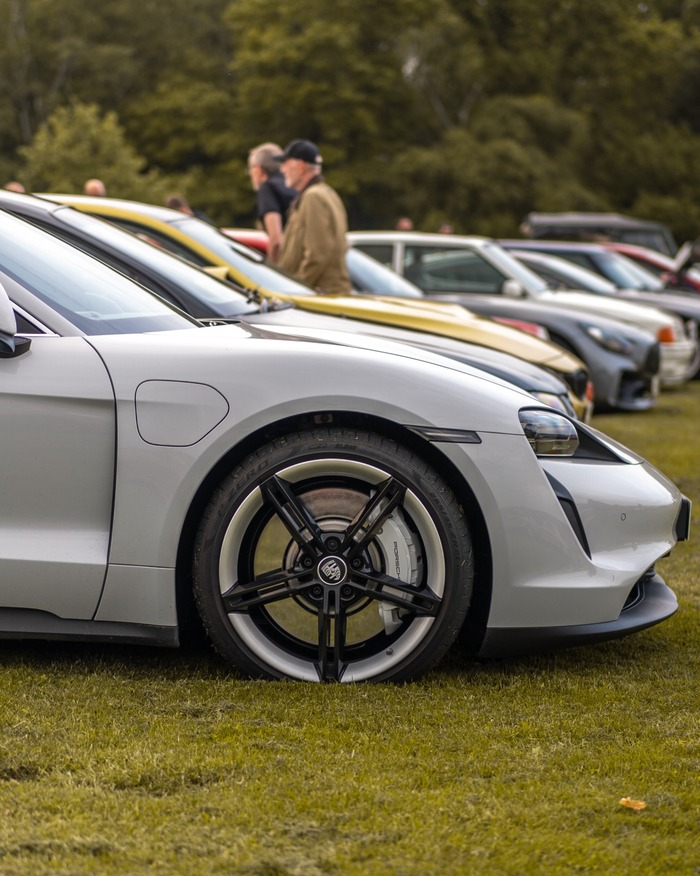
[258,291,583,373]
[538,290,679,334]
[246,308,570,395]
[616,288,700,321]
[85,323,541,427]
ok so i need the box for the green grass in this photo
[1,386,700,875]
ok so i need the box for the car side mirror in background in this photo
[502,278,525,298]
[0,280,31,358]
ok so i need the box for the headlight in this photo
[582,324,634,356]
[519,409,579,456]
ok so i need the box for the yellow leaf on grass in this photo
[619,797,647,811]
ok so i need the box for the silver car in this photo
[0,213,690,681]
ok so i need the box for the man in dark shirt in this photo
[247,142,297,263]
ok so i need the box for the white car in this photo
[349,231,698,386]
[0,212,690,681]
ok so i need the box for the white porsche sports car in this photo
[0,212,691,681]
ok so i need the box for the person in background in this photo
[3,181,25,193]
[247,142,297,263]
[165,193,194,215]
[396,216,413,231]
[83,179,106,196]
[438,222,454,234]
[165,193,214,225]
[277,139,351,295]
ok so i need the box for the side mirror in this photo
[502,278,525,298]
[0,280,31,358]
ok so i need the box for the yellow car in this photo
[44,195,592,417]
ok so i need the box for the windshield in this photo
[481,243,552,295]
[525,254,619,295]
[596,251,666,291]
[174,216,317,296]
[347,248,423,299]
[0,211,195,334]
[56,208,260,316]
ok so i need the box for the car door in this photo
[0,319,116,619]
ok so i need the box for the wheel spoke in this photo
[221,567,314,611]
[339,477,406,558]
[348,570,442,617]
[260,475,326,556]
[316,589,348,682]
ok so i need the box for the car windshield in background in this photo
[600,252,666,291]
[481,243,552,294]
[347,248,423,299]
[404,242,550,296]
[172,217,317,297]
[0,211,195,335]
[525,255,619,295]
[55,209,260,317]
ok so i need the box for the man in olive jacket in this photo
[276,139,352,294]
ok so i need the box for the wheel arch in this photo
[174,409,493,649]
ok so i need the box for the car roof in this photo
[40,194,183,223]
[348,231,492,246]
[522,212,669,231]
[501,239,609,254]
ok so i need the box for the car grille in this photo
[644,342,661,376]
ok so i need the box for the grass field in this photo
[1,384,699,875]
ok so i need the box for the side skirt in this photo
[0,609,178,647]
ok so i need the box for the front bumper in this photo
[442,432,688,657]
[477,571,678,657]
[659,339,699,385]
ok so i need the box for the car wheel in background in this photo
[193,427,474,682]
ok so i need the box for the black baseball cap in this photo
[276,139,323,165]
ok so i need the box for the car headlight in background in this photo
[582,324,635,356]
[519,409,579,456]
[657,324,677,343]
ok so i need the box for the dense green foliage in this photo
[0,384,698,874]
[3,0,700,236]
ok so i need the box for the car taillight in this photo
[658,325,676,343]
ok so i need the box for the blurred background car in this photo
[226,226,657,414]
[505,246,700,376]
[503,238,670,292]
[520,211,678,256]
[348,230,697,389]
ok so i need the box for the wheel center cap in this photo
[316,556,348,586]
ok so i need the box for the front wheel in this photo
[193,428,474,682]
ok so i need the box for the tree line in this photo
[2,0,700,240]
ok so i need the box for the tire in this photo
[193,427,473,682]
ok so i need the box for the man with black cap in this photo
[276,139,352,295]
